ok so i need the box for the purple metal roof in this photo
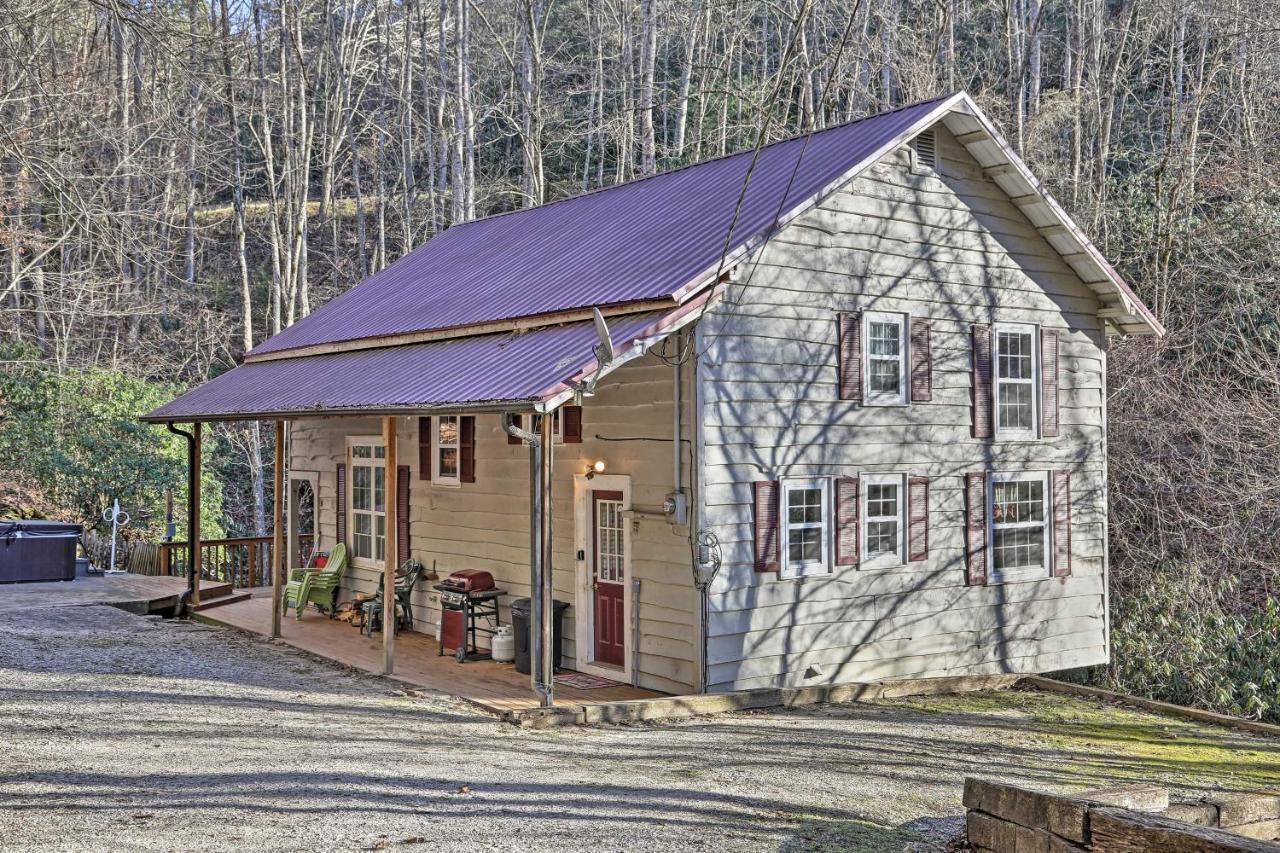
[250,97,951,357]
[143,312,667,421]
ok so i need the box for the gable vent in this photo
[912,129,937,170]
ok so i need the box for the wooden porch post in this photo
[192,422,202,606]
[381,416,398,675]
[271,420,285,639]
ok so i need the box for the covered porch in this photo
[198,591,661,721]
[143,299,709,711]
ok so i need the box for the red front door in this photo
[592,490,626,667]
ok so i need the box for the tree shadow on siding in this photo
[700,131,1107,692]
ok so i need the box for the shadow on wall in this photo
[699,136,1104,692]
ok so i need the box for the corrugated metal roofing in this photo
[250,96,951,357]
[143,312,666,422]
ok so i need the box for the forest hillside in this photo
[2,0,1278,718]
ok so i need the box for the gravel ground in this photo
[2,605,1278,852]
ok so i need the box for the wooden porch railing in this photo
[158,537,274,588]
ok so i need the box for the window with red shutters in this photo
[908,477,929,562]
[1052,469,1072,577]
[1041,329,1061,438]
[418,417,432,479]
[396,465,410,562]
[837,313,862,402]
[459,416,476,483]
[971,325,994,438]
[562,405,583,443]
[335,463,347,548]
[964,472,988,585]
[835,476,860,566]
[910,319,933,402]
[753,481,779,573]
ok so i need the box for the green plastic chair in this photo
[281,543,348,620]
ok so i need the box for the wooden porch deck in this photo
[195,593,662,718]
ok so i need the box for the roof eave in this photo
[138,397,546,425]
[942,93,1165,337]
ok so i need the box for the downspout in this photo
[504,412,554,707]
[166,421,197,618]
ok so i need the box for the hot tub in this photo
[0,520,83,583]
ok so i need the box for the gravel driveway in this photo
[1,605,1277,852]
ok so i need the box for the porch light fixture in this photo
[586,459,606,479]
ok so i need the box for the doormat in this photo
[554,671,623,690]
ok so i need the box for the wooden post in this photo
[271,419,285,639]
[192,422,202,606]
[382,416,398,675]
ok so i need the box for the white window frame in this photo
[346,436,386,569]
[860,472,906,570]
[987,470,1052,584]
[518,412,564,446]
[779,478,832,579]
[993,322,1040,440]
[432,415,462,487]
[863,311,909,406]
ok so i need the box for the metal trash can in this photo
[0,520,83,583]
[509,597,570,675]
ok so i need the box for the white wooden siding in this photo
[698,123,1110,691]
[289,352,698,694]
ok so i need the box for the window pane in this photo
[788,527,822,563]
[353,513,372,559]
[866,483,898,518]
[991,479,1044,524]
[373,467,385,512]
[375,515,385,562]
[867,520,898,556]
[993,527,1045,571]
[352,466,371,511]
[439,448,459,478]
[352,445,372,459]
[438,416,458,446]
[998,383,1035,431]
[869,359,900,393]
[869,321,900,356]
[374,446,386,459]
[997,331,1034,379]
[787,488,822,524]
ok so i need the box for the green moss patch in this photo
[882,689,1280,792]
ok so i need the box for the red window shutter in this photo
[753,481,779,573]
[908,476,929,562]
[835,476,860,566]
[507,414,523,445]
[562,405,583,443]
[1052,469,1072,577]
[910,318,933,402]
[964,472,987,585]
[971,324,994,438]
[460,416,476,483]
[335,463,347,547]
[1041,329,1060,438]
[837,313,862,402]
[418,416,432,480]
[396,464,410,564]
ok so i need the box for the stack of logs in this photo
[965,778,1280,851]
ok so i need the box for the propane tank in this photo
[490,625,516,663]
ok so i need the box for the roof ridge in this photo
[449,92,959,229]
